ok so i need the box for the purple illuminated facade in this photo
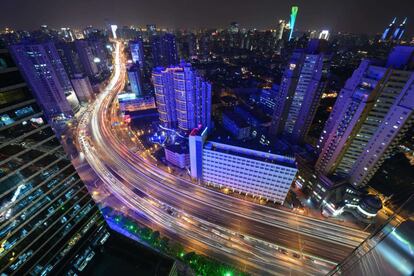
[152,62,211,132]
[270,39,330,143]
[316,46,414,187]
[129,39,144,70]
[10,41,79,119]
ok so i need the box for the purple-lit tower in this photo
[316,46,414,187]
[270,39,330,143]
[152,62,211,132]
[10,41,79,119]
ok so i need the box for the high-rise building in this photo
[71,74,95,103]
[127,64,143,97]
[392,17,407,41]
[189,127,297,204]
[0,47,108,275]
[270,39,330,143]
[381,17,397,41]
[152,62,211,132]
[151,33,178,67]
[288,6,299,41]
[129,39,144,69]
[74,39,99,79]
[10,41,80,119]
[276,20,286,41]
[55,42,84,78]
[316,46,414,187]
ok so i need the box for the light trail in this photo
[76,41,369,275]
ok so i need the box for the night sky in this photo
[1,0,413,36]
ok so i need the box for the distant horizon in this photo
[1,0,412,37]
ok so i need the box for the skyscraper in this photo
[127,64,143,97]
[74,39,99,79]
[0,47,107,275]
[152,62,211,132]
[316,46,414,187]
[392,17,407,41]
[129,39,144,70]
[381,17,397,41]
[270,39,330,143]
[55,41,84,78]
[288,6,299,41]
[71,74,95,103]
[276,20,286,41]
[151,33,178,67]
[10,41,80,119]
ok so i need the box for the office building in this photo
[130,39,144,69]
[10,41,80,119]
[189,127,297,204]
[316,46,414,187]
[164,144,190,169]
[71,74,95,103]
[74,39,98,78]
[55,42,84,78]
[127,64,143,97]
[276,20,286,41]
[152,62,212,132]
[151,33,178,67]
[259,85,279,115]
[0,47,108,275]
[221,110,251,140]
[270,39,330,143]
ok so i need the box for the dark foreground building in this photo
[0,47,108,274]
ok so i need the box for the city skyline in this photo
[1,0,413,37]
[1,3,413,275]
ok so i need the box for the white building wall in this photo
[201,148,297,204]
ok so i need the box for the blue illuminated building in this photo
[127,64,143,97]
[10,41,80,119]
[129,39,144,70]
[152,62,211,132]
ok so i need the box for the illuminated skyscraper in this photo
[151,33,178,67]
[10,41,80,119]
[288,6,299,41]
[127,64,143,97]
[381,17,397,41]
[276,20,286,41]
[0,47,108,275]
[129,39,144,70]
[74,39,99,78]
[71,74,95,103]
[316,46,414,187]
[392,17,407,41]
[152,62,211,132]
[270,39,330,143]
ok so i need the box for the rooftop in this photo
[204,141,296,168]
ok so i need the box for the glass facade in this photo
[0,48,107,275]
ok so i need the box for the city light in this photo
[1,3,412,275]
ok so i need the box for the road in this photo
[76,41,369,275]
